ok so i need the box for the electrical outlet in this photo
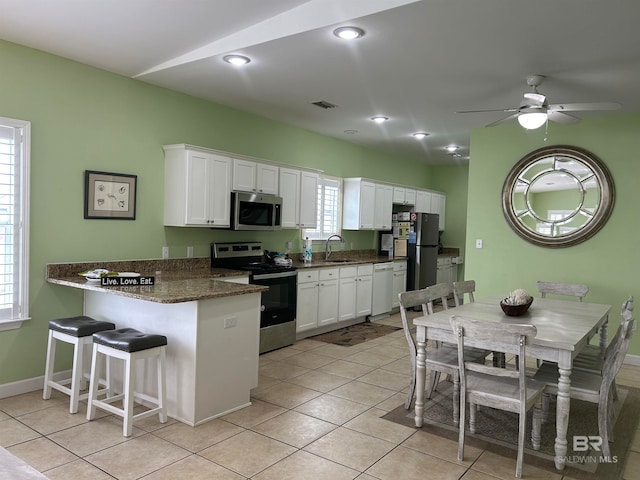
[475,239,483,249]
[224,317,237,329]
[187,246,194,258]
[162,246,169,259]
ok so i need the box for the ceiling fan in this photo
[456,75,621,129]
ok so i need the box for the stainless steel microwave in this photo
[231,191,282,231]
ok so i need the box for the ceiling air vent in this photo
[311,100,338,109]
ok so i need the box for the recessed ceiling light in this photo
[371,116,389,124]
[223,54,251,66]
[333,26,365,40]
[445,145,459,152]
[344,129,358,134]
[412,132,429,140]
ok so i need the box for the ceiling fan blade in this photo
[456,107,519,114]
[548,102,621,112]
[485,113,519,127]
[548,111,581,124]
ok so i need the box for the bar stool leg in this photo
[42,330,56,400]
[86,344,101,421]
[123,354,135,437]
[69,338,86,413]
[158,348,167,424]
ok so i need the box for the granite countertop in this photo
[46,258,266,304]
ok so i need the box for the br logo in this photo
[573,435,603,452]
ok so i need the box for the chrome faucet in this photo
[325,234,345,261]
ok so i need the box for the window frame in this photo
[0,116,31,331]
[303,175,342,242]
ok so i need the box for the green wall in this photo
[464,113,640,356]
[0,39,471,386]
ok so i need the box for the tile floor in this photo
[1,313,639,479]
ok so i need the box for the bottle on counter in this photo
[304,237,312,264]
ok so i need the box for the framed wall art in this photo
[84,170,137,220]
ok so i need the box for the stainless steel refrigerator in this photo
[407,213,439,291]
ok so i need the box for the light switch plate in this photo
[475,239,483,249]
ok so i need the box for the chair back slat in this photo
[536,281,589,301]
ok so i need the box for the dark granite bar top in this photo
[46,258,266,304]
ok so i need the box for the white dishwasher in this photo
[371,262,393,319]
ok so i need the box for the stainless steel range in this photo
[211,242,297,353]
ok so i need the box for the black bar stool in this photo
[43,316,115,413]
[86,328,168,436]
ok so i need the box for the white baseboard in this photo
[0,370,71,399]
[624,354,640,366]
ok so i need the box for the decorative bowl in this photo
[500,297,533,316]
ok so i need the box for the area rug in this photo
[310,322,401,346]
[382,380,640,479]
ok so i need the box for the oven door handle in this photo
[252,271,297,281]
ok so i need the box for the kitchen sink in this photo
[326,259,353,263]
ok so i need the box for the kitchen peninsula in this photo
[46,258,267,426]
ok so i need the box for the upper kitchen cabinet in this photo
[431,192,446,231]
[279,167,318,229]
[232,159,279,194]
[163,145,232,227]
[393,187,416,206]
[343,178,375,230]
[374,183,393,230]
[414,190,432,213]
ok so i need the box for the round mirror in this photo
[502,145,614,247]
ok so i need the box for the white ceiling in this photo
[1,0,639,165]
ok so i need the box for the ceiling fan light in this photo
[518,111,547,129]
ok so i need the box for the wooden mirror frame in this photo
[502,145,615,248]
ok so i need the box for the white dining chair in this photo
[398,284,486,424]
[450,315,545,478]
[533,307,635,459]
[536,281,589,302]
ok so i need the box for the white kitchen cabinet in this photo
[338,266,357,322]
[296,270,319,332]
[317,268,339,327]
[392,260,407,309]
[355,264,373,318]
[279,167,318,229]
[232,159,278,194]
[163,145,232,227]
[436,256,453,290]
[343,178,375,230]
[296,268,339,331]
[431,192,446,230]
[374,183,393,230]
[414,190,432,213]
[393,187,416,206]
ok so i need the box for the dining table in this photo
[413,294,611,471]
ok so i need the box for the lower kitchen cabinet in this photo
[298,264,373,333]
[436,256,454,290]
[355,264,373,318]
[392,260,407,309]
[296,268,339,332]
